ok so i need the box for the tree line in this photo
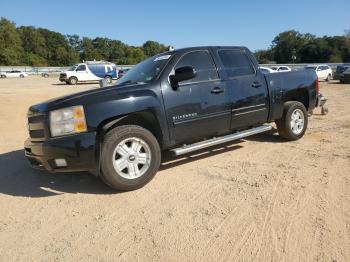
[1,17,350,66]
[0,17,169,66]
[255,30,350,64]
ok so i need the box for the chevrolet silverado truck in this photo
[25,46,318,191]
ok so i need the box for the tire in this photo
[326,74,331,82]
[68,77,78,85]
[104,76,112,84]
[19,74,24,78]
[276,101,308,141]
[321,107,329,115]
[100,125,161,191]
[0,75,6,78]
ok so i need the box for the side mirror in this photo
[169,66,196,87]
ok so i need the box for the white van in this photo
[59,61,118,85]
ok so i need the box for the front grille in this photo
[27,113,46,142]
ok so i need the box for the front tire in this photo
[276,101,308,141]
[100,125,161,191]
[19,74,24,78]
[68,77,78,85]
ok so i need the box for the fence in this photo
[0,65,134,74]
[0,63,346,74]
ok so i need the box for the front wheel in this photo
[19,74,24,78]
[100,125,161,191]
[68,77,78,85]
[276,102,308,141]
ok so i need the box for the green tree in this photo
[272,30,311,63]
[0,17,23,65]
[142,41,168,57]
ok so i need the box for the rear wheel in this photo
[19,74,24,78]
[68,77,78,85]
[276,102,308,141]
[100,125,161,191]
[104,76,112,84]
[326,74,331,82]
[0,75,6,78]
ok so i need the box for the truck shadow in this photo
[0,150,116,198]
[0,134,274,197]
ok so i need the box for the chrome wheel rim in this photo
[112,137,151,179]
[290,109,305,135]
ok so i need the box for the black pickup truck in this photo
[25,46,318,190]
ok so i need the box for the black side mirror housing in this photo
[170,66,196,88]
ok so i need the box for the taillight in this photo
[316,78,319,95]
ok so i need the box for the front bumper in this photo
[24,132,98,173]
[59,74,68,82]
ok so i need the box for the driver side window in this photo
[76,65,86,71]
[175,50,218,85]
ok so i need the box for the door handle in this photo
[211,87,224,94]
[252,82,262,88]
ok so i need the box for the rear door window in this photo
[218,50,255,78]
[175,50,218,84]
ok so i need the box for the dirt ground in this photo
[0,76,349,261]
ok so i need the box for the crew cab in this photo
[25,46,318,191]
[59,61,118,85]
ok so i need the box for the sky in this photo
[1,0,349,51]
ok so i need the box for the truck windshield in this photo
[68,65,78,71]
[116,53,172,86]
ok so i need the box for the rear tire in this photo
[104,76,112,84]
[276,101,308,141]
[68,77,78,85]
[100,125,161,191]
[326,74,331,82]
[0,75,6,78]
[19,74,24,78]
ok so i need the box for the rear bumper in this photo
[24,132,98,173]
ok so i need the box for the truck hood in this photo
[28,83,152,114]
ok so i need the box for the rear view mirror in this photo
[170,66,196,87]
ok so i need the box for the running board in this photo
[171,125,272,156]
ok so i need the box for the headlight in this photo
[50,106,87,137]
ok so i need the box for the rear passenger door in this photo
[216,49,269,130]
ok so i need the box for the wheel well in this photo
[97,111,163,147]
[287,89,309,110]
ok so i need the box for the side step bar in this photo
[170,125,272,156]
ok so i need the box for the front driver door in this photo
[161,49,231,145]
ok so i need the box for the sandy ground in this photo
[0,75,349,261]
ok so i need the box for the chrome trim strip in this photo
[173,110,231,125]
[171,125,272,156]
[233,108,266,116]
[231,103,266,112]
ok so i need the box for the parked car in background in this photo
[259,66,275,74]
[334,64,350,81]
[339,67,350,83]
[118,68,130,78]
[305,65,332,81]
[59,61,118,85]
[271,66,292,72]
[0,70,28,78]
